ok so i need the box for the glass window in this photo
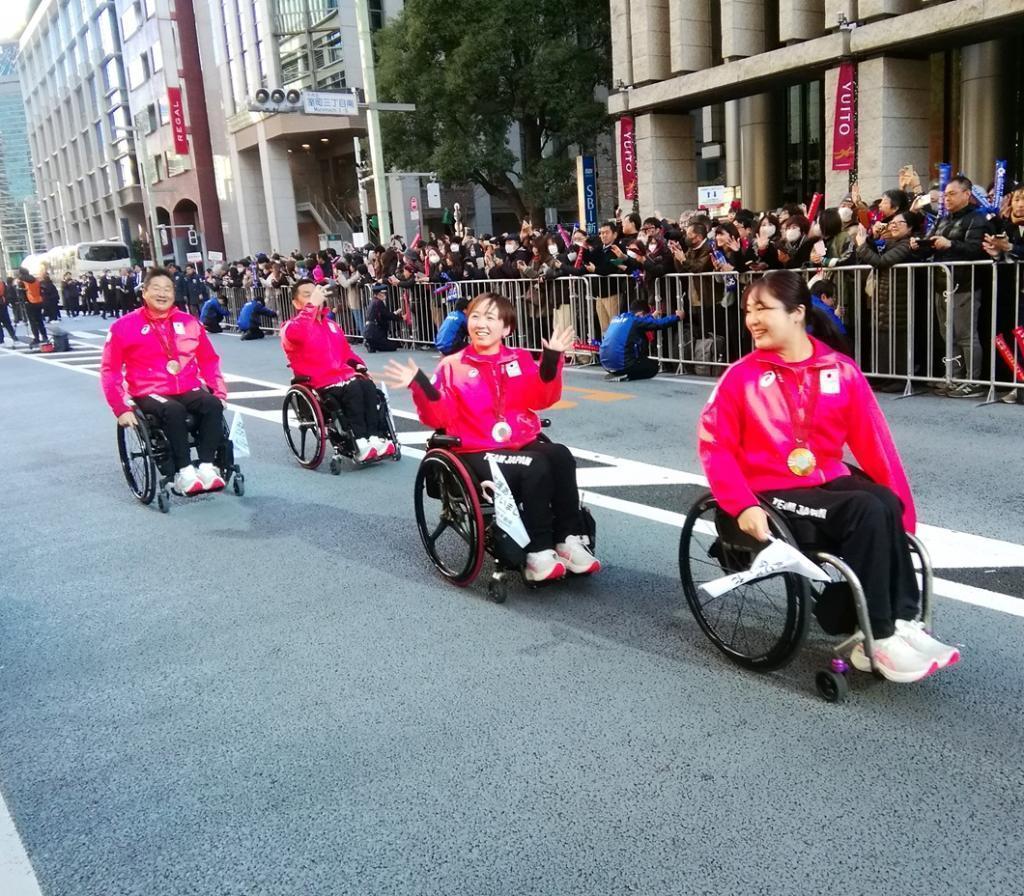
[144,0,157,17]
[79,243,130,261]
[151,42,162,73]
[127,55,150,90]
[103,58,122,93]
[121,3,142,40]
[117,155,136,189]
[144,103,158,135]
[159,97,170,124]
[98,9,117,55]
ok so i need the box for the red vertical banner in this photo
[167,87,189,155]
[619,116,637,201]
[831,62,856,172]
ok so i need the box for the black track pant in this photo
[26,304,47,342]
[133,390,223,470]
[461,440,583,552]
[322,379,381,440]
[760,476,919,639]
[0,305,15,340]
[608,357,659,381]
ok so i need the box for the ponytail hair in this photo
[745,270,850,355]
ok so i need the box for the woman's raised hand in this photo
[542,324,576,354]
[381,357,421,390]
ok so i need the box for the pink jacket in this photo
[697,338,917,532]
[411,345,563,452]
[280,305,365,389]
[100,308,227,416]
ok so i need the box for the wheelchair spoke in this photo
[426,519,450,547]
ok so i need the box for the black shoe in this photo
[947,383,986,399]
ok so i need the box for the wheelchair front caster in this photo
[329,456,342,475]
[157,490,170,514]
[487,576,508,604]
[815,669,848,703]
[231,473,245,496]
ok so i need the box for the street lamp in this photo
[354,0,392,242]
[113,125,161,264]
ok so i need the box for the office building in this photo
[609,1,1024,214]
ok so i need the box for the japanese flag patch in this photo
[820,367,840,394]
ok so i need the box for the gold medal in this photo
[787,447,817,477]
[166,359,181,375]
[491,421,512,443]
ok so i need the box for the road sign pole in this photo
[355,0,391,243]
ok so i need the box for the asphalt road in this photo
[1,323,1022,896]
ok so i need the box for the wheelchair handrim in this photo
[282,387,326,469]
[117,416,157,504]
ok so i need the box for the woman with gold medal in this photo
[697,270,958,683]
[100,268,229,497]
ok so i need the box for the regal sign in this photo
[619,116,637,201]
[168,87,189,155]
[831,62,856,172]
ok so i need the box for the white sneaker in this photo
[556,534,601,575]
[895,619,960,669]
[354,437,378,463]
[850,634,939,683]
[173,465,205,496]
[524,549,566,583]
[196,462,226,491]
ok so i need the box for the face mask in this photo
[785,228,801,243]
[838,207,853,224]
[760,224,776,238]
[451,244,460,253]
[428,254,440,264]
[568,251,577,262]
[647,242,656,252]
[626,250,638,260]
[548,245,558,255]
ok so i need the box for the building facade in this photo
[0,43,46,273]
[609,0,1024,215]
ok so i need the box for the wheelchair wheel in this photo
[678,492,809,671]
[414,449,486,586]
[282,385,327,469]
[117,416,157,505]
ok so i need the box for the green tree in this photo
[375,0,611,222]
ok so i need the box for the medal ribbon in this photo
[143,309,179,367]
[776,367,820,451]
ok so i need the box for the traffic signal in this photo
[187,228,199,247]
[356,158,374,186]
[249,87,302,113]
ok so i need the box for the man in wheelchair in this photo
[383,292,600,583]
[280,280,396,463]
[698,271,958,683]
[100,267,228,496]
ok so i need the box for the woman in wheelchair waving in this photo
[101,267,228,496]
[698,270,957,683]
[383,293,600,583]
[281,280,396,463]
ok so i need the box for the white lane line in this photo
[0,792,43,896]
[12,348,1024,612]
[227,389,288,399]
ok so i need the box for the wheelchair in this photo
[117,408,245,513]
[678,489,934,703]
[281,375,401,473]
[412,422,596,603]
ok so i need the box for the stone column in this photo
[235,146,271,256]
[779,0,825,42]
[739,93,777,212]
[634,112,696,219]
[630,1,671,83]
[959,40,1009,185]
[823,0,855,28]
[610,0,633,87]
[720,0,766,59]
[670,0,712,74]
[257,137,300,254]
[724,99,741,190]
[858,0,917,21]
[852,56,931,202]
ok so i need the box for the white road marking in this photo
[0,791,43,896]
[11,348,1024,612]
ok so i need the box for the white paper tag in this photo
[172,322,185,335]
[228,411,250,457]
[820,368,840,395]
[505,360,522,377]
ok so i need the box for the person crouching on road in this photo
[237,293,277,340]
[201,294,229,333]
[100,267,229,496]
[281,280,396,463]
[698,270,958,683]
[382,292,600,583]
[599,298,681,381]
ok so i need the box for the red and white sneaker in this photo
[196,463,226,492]
[371,436,397,457]
[354,438,378,463]
[173,465,205,496]
[556,534,601,575]
[895,619,960,669]
[850,634,939,683]
[524,550,566,583]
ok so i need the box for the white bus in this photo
[20,241,132,279]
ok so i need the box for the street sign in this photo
[409,196,419,222]
[303,91,358,117]
[576,155,598,236]
[186,251,203,263]
[426,182,441,208]
[698,185,725,208]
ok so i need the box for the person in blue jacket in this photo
[434,296,469,355]
[599,299,680,381]
[237,294,277,340]
[200,295,229,333]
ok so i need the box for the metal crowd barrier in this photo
[210,261,1022,402]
